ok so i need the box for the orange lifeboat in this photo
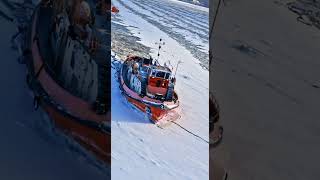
[119,55,179,123]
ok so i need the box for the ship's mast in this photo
[156,38,164,65]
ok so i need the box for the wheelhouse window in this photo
[156,71,166,78]
[150,69,170,79]
[165,73,171,79]
[151,70,156,76]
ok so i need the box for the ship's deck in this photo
[34,4,111,111]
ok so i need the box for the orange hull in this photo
[43,102,110,164]
[126,95,167,122]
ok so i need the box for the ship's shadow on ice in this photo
[112,88,152,124]
[113,114,151,124]
[112,103,152,124]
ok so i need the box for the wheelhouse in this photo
[147,67,173,97]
